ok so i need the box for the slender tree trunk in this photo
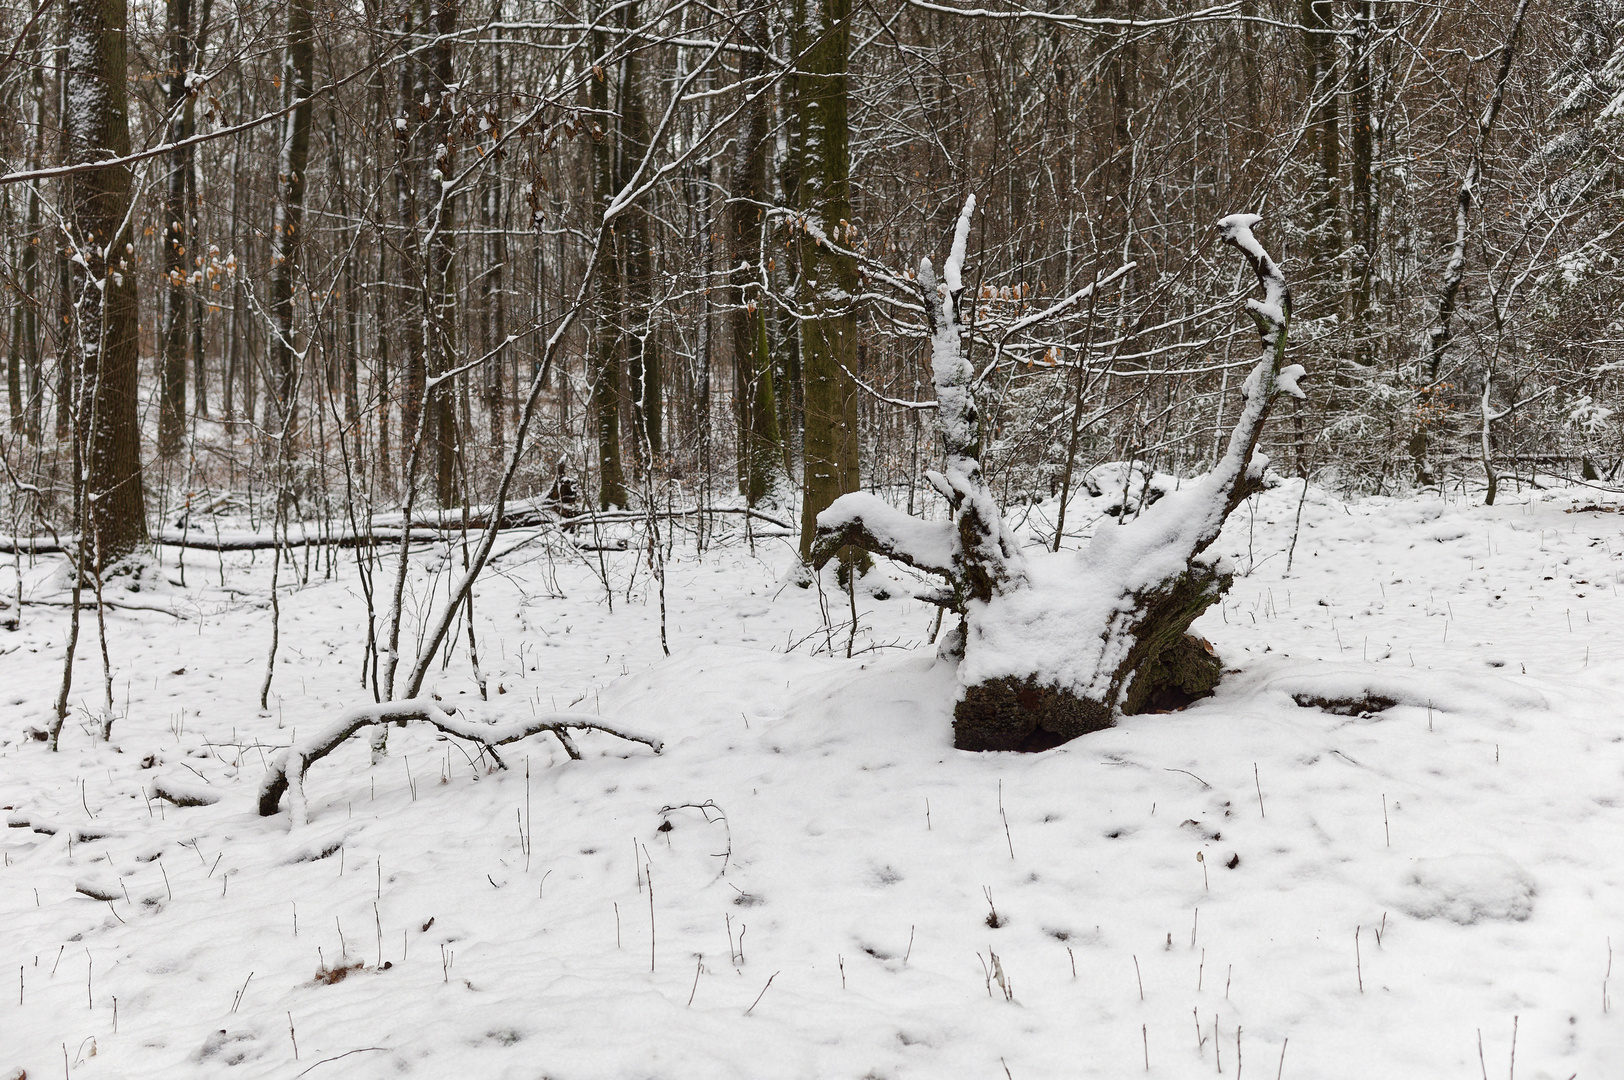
[590,21,627,509]
[395,4,424,474]
[157,0,192,457]
[326,94,362,450]
[20,16,46,442]
[424,0,460,507]
[223,137,241,419]
[65,0,148,563]
[481,0,507,460]
[188,0,211,419]
[6,211,21,432]
[728,1,783,506]
[1301,0,1342,301]
[1348,0,1376,365]
[619,0,661,463]
[270,0,315,450]
[1414,0,1531,482]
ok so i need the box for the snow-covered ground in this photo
[3,479,1623,1079]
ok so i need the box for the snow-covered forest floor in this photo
[3,478,1623,1079]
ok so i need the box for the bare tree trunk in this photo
[1301,0,1342,300]
[794,0,863,563]
[481,1,507,458]
[1347,0,1376,366]
[65,0,148,563]
[1414,0,1531,483]
[270,0,315,451]
[619,0,662,463]
[423,0,460,508]
[157,0,192,458]
[590,19,627,509]
[728,1,783,506]
[394,3,424,477]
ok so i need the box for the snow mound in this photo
[1398,855,1535,924]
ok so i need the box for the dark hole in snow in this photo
[862,945,893,960]
[1291,692,1399,717]
[731,892,764,907]
[486,1028,522,1046]
[656,820,673,833]
[1046,928,1071,941]
[421,918,435,932]
[1106,829,1123,839]
[1226,853,1240,869]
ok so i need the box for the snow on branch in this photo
[809,492,956,577]
[942,193,976,293]
[258,699,662,826]
[1217,213,1288,347]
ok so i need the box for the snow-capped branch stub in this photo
[943,194,976,293]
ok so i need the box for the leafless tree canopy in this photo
[3,0,1621,555]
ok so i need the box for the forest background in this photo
[1,0,1621,561]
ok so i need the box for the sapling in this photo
[743,970,778,1015]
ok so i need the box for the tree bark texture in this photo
[728,1,783,507]
[158,0,193,458]
[590,22,627,509]
[270,0,314,447]
[794,0,863,561]
[65,0,147,563]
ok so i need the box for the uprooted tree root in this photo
[257,699,662,825]
[953,633,1223,752]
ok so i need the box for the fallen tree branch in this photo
[1,506,796,556]
[257,699,662,825]
[0,527,445,556]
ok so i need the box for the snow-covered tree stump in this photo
[812,203,1304,750]
[258,699,662,825]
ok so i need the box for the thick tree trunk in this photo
[794,0,863,562]
[65,0,148,563]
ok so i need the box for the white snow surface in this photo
[4,482,1624,1077]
